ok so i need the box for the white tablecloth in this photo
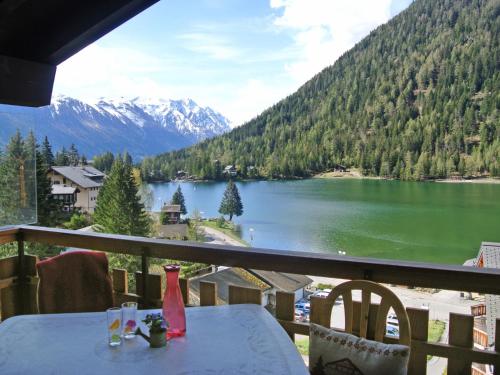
[0,304,308,374]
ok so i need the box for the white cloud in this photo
[178,33,241,60]
[271,0,393,84]
[221,79,292,126]
[53,44,174,101]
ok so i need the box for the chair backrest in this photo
[318,280,411,345]
[36,251,114,314]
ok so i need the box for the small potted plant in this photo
[135,313,168,348]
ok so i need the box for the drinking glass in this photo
[107,307,122,347]
[121,302,138,339]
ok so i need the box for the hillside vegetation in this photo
[141,0,499,181]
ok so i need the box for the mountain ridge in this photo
[0,95,231,160]
[141,0,499,181]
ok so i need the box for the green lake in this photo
[149,179,500,265]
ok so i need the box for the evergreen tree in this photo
[93,152,115,173]
[94,155,150,236]
[41,136,54,167]
[171,185,187,215]
[54,147,69,166]
[218,180,243,221]
[35,148,63,227]
[68,144,79,166]
[141,0,499,182]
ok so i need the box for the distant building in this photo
[161,204,181,224]
[189,267,312,306]
[190,268,270,305]
[48,166,105,213]
[333,164,348,173]
[469,242,500,375]
[176,170,187,179]
[50,185,77,212]
[223,165,237,177]
[248,270,313,304]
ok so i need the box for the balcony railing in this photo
[1,225,499,375]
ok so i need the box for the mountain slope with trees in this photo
[142,0,499,181]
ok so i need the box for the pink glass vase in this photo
[162,264,186,339]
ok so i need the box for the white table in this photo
[0,304,308,374]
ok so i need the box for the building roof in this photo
[476,242,500,268]
[190,268,271,304]
[51,166,104,188]
[475,242,500,346]
[162,204,181,213]
[51,185,76,195]
[249,270,313,292]
[1,0,159,107]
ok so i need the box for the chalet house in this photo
[50,185,77,212]
[333,164,348,173]
[176,170,187,179]
[189,268,271,305]
[470,242,500,375]
[48,166,105,214]
[223,165,237,177]
[189,267,312,306]
[248,270,313,304]
[161,204,181,224]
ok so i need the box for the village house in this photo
[467,242,500,375]
[161,204,181,224]
[48,166,105,214]
[50,185,77,212]
[223,165,237,177]
[189,267,312,307]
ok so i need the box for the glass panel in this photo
[0,111,37,226]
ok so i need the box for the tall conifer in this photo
[218,180,243,221]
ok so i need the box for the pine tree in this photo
[94,155,150,236]
[35,148,63,227]
[171,185,187,215]
[218,180,243,221]
[41,136,54,167]
[54,147,69,166]
[68,144,79,166]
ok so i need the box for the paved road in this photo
[201,225,245,247]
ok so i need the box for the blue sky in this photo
[53,0,413,126]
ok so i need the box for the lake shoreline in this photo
[313,171,500,185]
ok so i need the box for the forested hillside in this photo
[141,0,499,181]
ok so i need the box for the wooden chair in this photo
[36,250,114,314]
[314,280,411,345]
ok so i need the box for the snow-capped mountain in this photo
[0,95,231,160]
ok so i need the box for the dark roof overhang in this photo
[0,0,159,107]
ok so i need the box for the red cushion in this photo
[36,251,114,314]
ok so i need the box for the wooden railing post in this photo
[495,319,499,375]
[275,291,295,340]
[407,307,429,375]
[199,281,217,306]
[448,313,474,375]
[228,285,262,305]
[179,278,189,305]
[16,233,25,315]
[140,247,149,309]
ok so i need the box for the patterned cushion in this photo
[309,323,410,375]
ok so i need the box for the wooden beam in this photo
[448,313,474,374]
[199,281,217,306]
[407,308,429,375]
[179,278,189,306]
[228,285,262,305]
[18,226,500,294]
[0,55,55,107]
